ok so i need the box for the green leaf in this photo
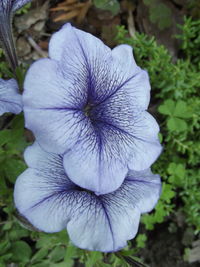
[85,251,103,267]
[154,202,166,222]
[9,228,30,241]
[0,240,11,255]
[93,0,120,15]
[0,253,12,263]
[141,214,155,230]
[64,244,78,267]
[149,3,172,30]
[0,130,11,146]
[31,261,50,267]
[158,99,175,116]
[136,234,147,248]
[2,221,12,231]
[167,117,187,132]
[10,241,32,262]
[167,163,186,187]
[31,248,49,263]
[49,246,66,262]
[174,100,192,118]
[167,163,185,178]
[4,158,26,183]
[161,183,175,203]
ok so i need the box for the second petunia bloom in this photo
[14,142,161,252]
[23,23,162,195]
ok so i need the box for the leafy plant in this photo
[116,18,200,236]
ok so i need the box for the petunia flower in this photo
[0,0,31,70]
[0,78,22,115]
[23,23,162,195]
[14,142,161,252]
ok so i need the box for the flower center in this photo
[83,103,94,118]
[75,186,95,195]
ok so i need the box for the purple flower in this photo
[0,0,31,70]
[0,78,22,115]
[23,23,162,195]
[14,142,161,252]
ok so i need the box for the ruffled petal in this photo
[90,104,162,173]
[49,25,150,110]
[91,44,150,110]
[95,103,161,170]
[14,142,76,232]
[63,110,161,194]
[111,44,138,75]
[67,194,141,252]
[127,111,162,171]
[23,58,87,109]
[24,107,90,155]
[14,143,161,252]
[49,23,110,62]
[68,169,161,251]
[49,23,120,105]
[118,69,151,110]
[63,127,128,194]
[0,79,22,115]
[125,168,161,213]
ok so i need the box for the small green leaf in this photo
[0,130,11,146]
[10,241,32,262]
[31,248,49,263]
[136,234,147,248]
[158,99,175,116]
[85,251,103,267]
[64,244,77,267]
[161,183,175,203]
[149,3,172,30]
[174,100,192,118]
[93,0,120,15]
[49,246,66,262]
[167,117,187,132]
[0,240,11,255]
[4,159,26,183]
[167,163,185,178]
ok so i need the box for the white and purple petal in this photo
[14,143,161,252]
[23,23,162,194]
[63,126,129,194]
[0,78,22,115]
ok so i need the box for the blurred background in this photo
[0,0,200,266]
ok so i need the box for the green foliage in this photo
[176,16,200,64]
[0,49,10,78]
[159,100,192,132]
[16,2,31,15]
[136,234,147,249]
[143,0,172,30]
[93,0,120,15]
[115,18,200,236]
